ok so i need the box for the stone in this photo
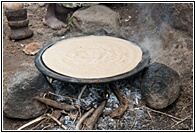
[160,3,193,36]
[72,5,120,34]
[141,62,181,109]
[23,42,43,55]
[3,69,53,119]
[53,27,69,37]
[36,28,45,35]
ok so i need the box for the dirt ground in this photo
[2,3,193,130]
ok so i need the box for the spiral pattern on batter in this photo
[42,36,142,79]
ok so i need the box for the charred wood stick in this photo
[35,96,77,111]
[82,100,107,130]
[78,85,87,101]
[77,85,87,118]
[109,84,128,118]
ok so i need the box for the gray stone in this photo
[53,27,69,37]
[3,69,52,119]
[72,5,120,34]
[160,3,193,36]
[141,62,181,109]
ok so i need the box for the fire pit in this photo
[17,35,151,130]
[35,35,150,84]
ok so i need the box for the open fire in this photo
[18,79,150,130]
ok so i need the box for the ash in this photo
[51,79,150,130]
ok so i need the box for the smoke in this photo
[129,3,190,65]
[139,36,163,63]
[132,3,193,76]
[128,3,167,63]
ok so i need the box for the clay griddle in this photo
[35,35,150,84]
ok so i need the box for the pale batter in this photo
[42,36,142,79]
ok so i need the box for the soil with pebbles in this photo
[3,3,193,130]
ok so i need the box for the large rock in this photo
[160,3,193,36]
[141,62,181,109]
[3,69,52,119]
[72,5,120,34]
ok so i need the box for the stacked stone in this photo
[4,3,33,40]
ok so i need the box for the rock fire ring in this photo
[35,35,150,84]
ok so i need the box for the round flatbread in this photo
[42,36,142,79]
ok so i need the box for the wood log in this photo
[82,100,107,130]
[75,108,95,130]
[34,96,77,111]
[108,84,128,118]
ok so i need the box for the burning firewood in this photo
[108,84,128,118]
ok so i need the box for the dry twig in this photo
[146,110,154,121]
[46,113,67,130]
[17,116,47,130]
[142,106,182,121]
[130,113,137,129]
[35,96,77,111]
[61,110,68,115]
[30,118,48,130]
[171,115,191,128]
[126,98,182,122]
[41,123,52,130]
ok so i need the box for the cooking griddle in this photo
[35,35,150,84]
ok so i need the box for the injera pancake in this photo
[42,36,142,79]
